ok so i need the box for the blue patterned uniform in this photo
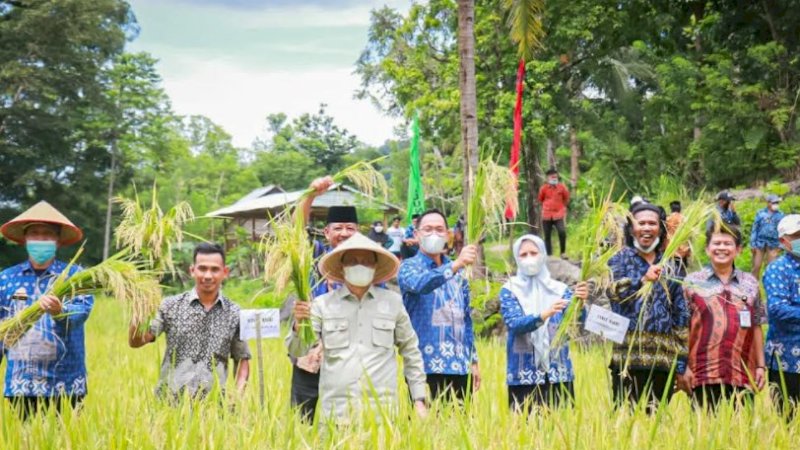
[750,208,785,249]
[0,260,94,397]
[398,252,477,375]
[499,287,577,385]
[608,247,690,373]
[764,253,800,373]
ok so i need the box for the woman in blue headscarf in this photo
[499,234,589,411]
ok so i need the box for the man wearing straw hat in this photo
[0,201,93,418]
[288,233,428,421]
[398,209,480,402]
[287,176,365,421]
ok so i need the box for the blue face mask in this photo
[26,240,57,265]
[791,239,800,256]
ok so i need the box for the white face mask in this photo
[374,226,384,233]
[634,236,661,254]
[518,256,544,276]
[420,234,447,254]
[343,265,376,287]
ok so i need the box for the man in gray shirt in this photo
[129,243,251,400]
[289,233,428,421]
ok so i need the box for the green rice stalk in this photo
[0,247,161,348]
[552,185,624,347]
[620,199,718,375]
[466,157,516,245]
[263,158,388,345]
[113,184,195,277]
[297,156,389,207]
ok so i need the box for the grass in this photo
[0,297,797,449]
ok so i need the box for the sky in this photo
[127,0,412,147]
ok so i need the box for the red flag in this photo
[505,59,525,220]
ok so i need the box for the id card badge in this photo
[739,309,751,328]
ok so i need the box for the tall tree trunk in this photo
[102,147,117,260]
[522,139,542,235]
[457,0,484,275]
[546,138,556,169]
[569,126,581,191]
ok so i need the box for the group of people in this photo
[1,177,799,424]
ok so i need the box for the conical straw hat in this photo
[1,201,83,246]
[318,233,399,285]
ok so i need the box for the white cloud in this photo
[161,57,401,147]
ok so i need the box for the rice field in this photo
[1,297,798,449]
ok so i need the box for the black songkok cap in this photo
[326,206,358,224]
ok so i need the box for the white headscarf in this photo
[503,234,567,369]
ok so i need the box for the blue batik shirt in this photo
[764,253,800,373]
[398,252,477,375]
[0,260,94,397]
[607,247,690,373]
[499,287,578,386]
[750,208,784,249]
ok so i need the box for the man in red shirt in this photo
[538,168,570,257]
[681,225,766,409]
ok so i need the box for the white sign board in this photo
[584,305,630,344]
[240,309,280,340]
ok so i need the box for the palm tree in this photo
[457,0,479,211]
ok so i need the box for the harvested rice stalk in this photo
[619,199,718,375]
[552,185,624,347]
[0,247,161,348]
[263,158,389,345]
[113,185,194,277]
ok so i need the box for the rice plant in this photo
[113,185,195,277]
[1,297,795,449]
[619,199,718,374]
[263,158,388,345]
[552,185,625,347]
[466,157,517,246]
[0,247,161,347]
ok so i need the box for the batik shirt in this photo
[684,267,765,388]
[764,253,800,373]
[398,252,477,375]
[750,208,785,249]
[0,260,94,397]
[608,247,690,374]
[499,287,578,386]
[149,289,251,397]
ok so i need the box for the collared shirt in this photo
[538,183,570,220]
[751,208,785,249]
[398,252,477,375]
[287,285,427,419]
[684,267,764,388]
[499,287,577,386]
[608,247,690,373]
[149,289,251,397]
[764,253,800,373]
[0,260,94,397]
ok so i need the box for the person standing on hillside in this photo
[386,216,405,259]
[538,168,570,258]
[750,194,785,277]
[716,192,741,226]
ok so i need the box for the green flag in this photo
[406,114,425,222]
